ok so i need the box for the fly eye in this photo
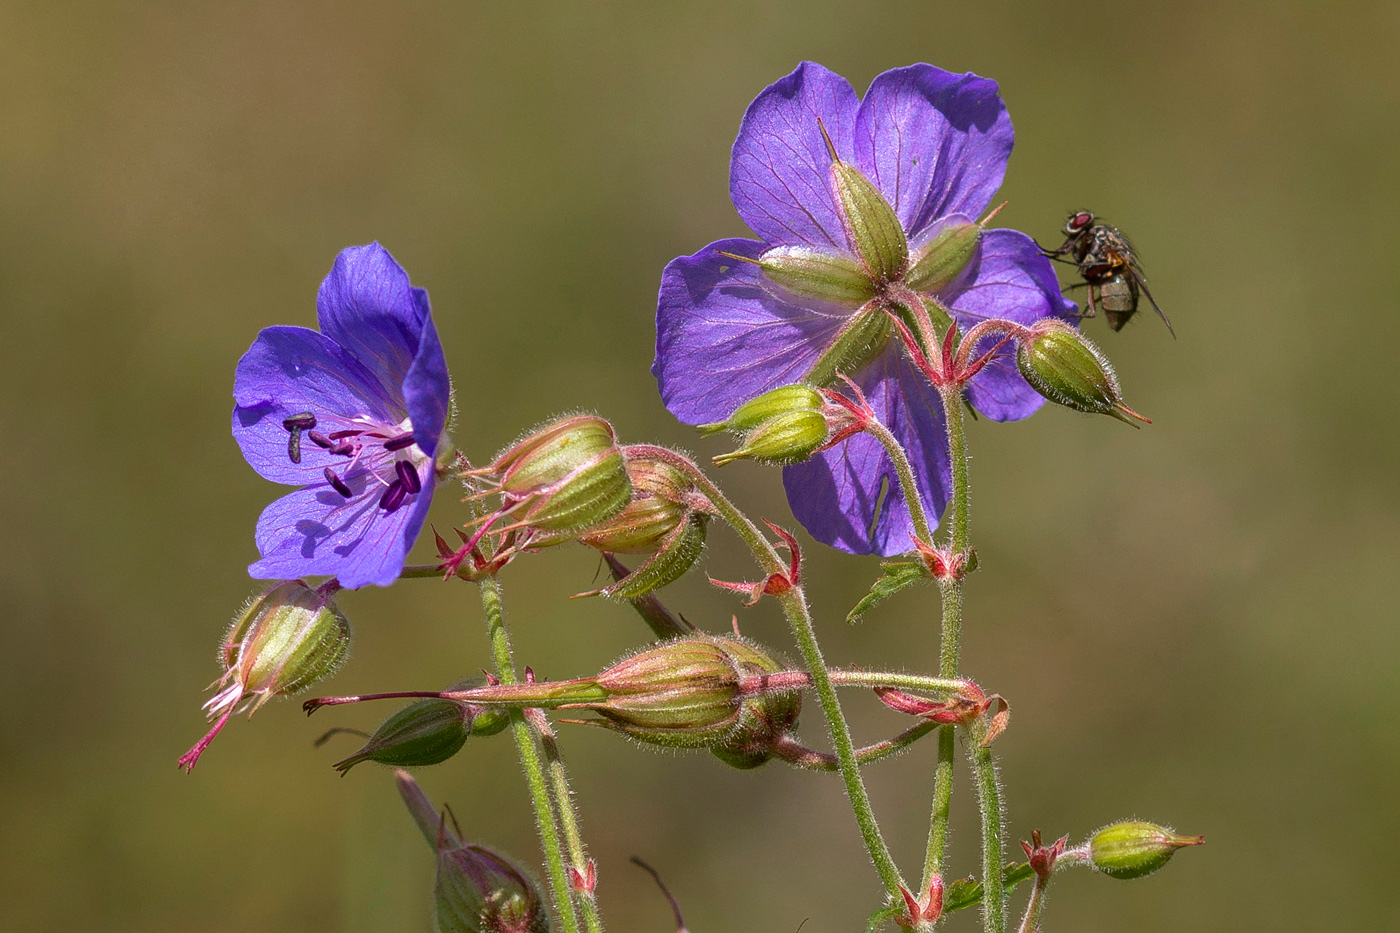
[1071,212,1094,230]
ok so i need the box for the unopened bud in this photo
[709,638,802,770]
[578,457,694,554]
[484,415,633,534]
[179,580,351,772]
[756,245,876,304]
[701,385,829,467]
[700,385,823,437]
[587,514,708,599]
[332,693,509,775]
[1088,821,1203,879]
[906,218,980,293]
[1016,321,1148,425]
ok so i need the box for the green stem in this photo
[477,575,581,933]
[922,386,970,890]
[969,722,1007,933]
[826,669,965,694]
[863,417,933,545]
[628,445,906,901]
[538,727,604,933]
[401,563,447,579]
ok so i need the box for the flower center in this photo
[282,410,427,514]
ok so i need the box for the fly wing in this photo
[1128,264,1174,337]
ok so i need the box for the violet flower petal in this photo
[316,243,427,403]
[853,64,1013,240]
[947,229,1078,422]
[653,237,851,425]
[402,305,450,458]
[729,61,860,250]
[783,350,951,556]
[232,325,401,485]
[248,461,436,589]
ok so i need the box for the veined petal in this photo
[783,350,950,556]
[248,464,436,588]
[730,61,860,249]
[853,65,1012,241]
[403,309,450,458]
[316,243,427,402]
[945,229,1078,422]
[233,325,401,485]
[653,238,851,425]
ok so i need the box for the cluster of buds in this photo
[1015,320,1148,425]
[572,451,714,599]
[396,771,549,933]
[323,684,510,774]
[178,580,351,773]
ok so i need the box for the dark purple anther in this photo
[308,431,334,449]
[282,412,317,431]
[382,433,416,451]
[329,441,356,456]
[287,428,303,464]
[379,479,407,513]
[328,429,363,440]
[395,459,422,494]
[324,467,353,499]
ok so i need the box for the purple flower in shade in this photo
[654,62,1076,556]
[233,243,451,588]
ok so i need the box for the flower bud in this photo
[1016,321,1148,426]
[1088,821,1203,879]
[754,245,876,304]
[587,514,708,599]
[701,385,830,467]
[485,415,633,535]
[709,638,802,770]
[178,580,351,772]
[906,218,980,293]
[332,694,509,775]
[578,457,694,554]
[826,150,907,282]
[437,844,550,933]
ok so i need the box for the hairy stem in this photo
[538,725,604,933]
[478,575,581,933]
[627,445,907,901]
[863,417,933,545]
[923,385,970,890]
[970,720,1007,933]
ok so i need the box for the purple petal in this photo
[783,351,950,556]
[944,229,1078,422]
[316,243,427,402]
[233,325,401,485]
[248,464,436,588]
[729,61,860,249]
[853,65,1013,240]
[403,306,450,458]
[653,238,852,425]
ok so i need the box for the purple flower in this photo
[233,243,451,588]
[654,62,1075,556]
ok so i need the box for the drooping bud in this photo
[395,771,550,933]
[701,385,829,467]
[906,217,981,293]
[331,691,509,774]
[819,121,907,282]
[482,415,633,534]
[754,245,876,304]
[178,580,351,773]
[1088,821,1204,879]
[1016,321,1149,426]
[708,637,802,770]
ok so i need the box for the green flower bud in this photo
[1016,321,1149,426]
[485,415,634,535]
[589,513,708,599]
[709,638,802,770]
[713,410,829,467]
[828,155,907,282]
[331,695,509,775]
[1088,821,1204,880]
[803,304,894,388]
[179,580,351,772]
[906,218,981,293]
[755,245,875,304]
[578,457,695,554]
[700,384,824,438]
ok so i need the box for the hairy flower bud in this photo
[906,218,981,293]
[1016,321,1148,426]
[179,580,351,772]
[702,385,830,467]
[1088,821,1204,879]
[708,638,803,770]
[756,245,876,304]
[484,415,633,534]
[331,693,509,775]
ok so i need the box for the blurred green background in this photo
[3,1,1397,930]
